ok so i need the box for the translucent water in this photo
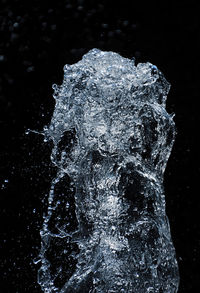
[37,49,179,292]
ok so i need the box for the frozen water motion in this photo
[38,49,179,293]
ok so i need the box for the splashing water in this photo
[37,49,179,293]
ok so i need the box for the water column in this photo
[38,49,179,293]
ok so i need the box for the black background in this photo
[0,0,199,292]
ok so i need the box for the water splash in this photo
[37,49,179,292]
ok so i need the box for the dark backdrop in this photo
[0,0,199,292]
